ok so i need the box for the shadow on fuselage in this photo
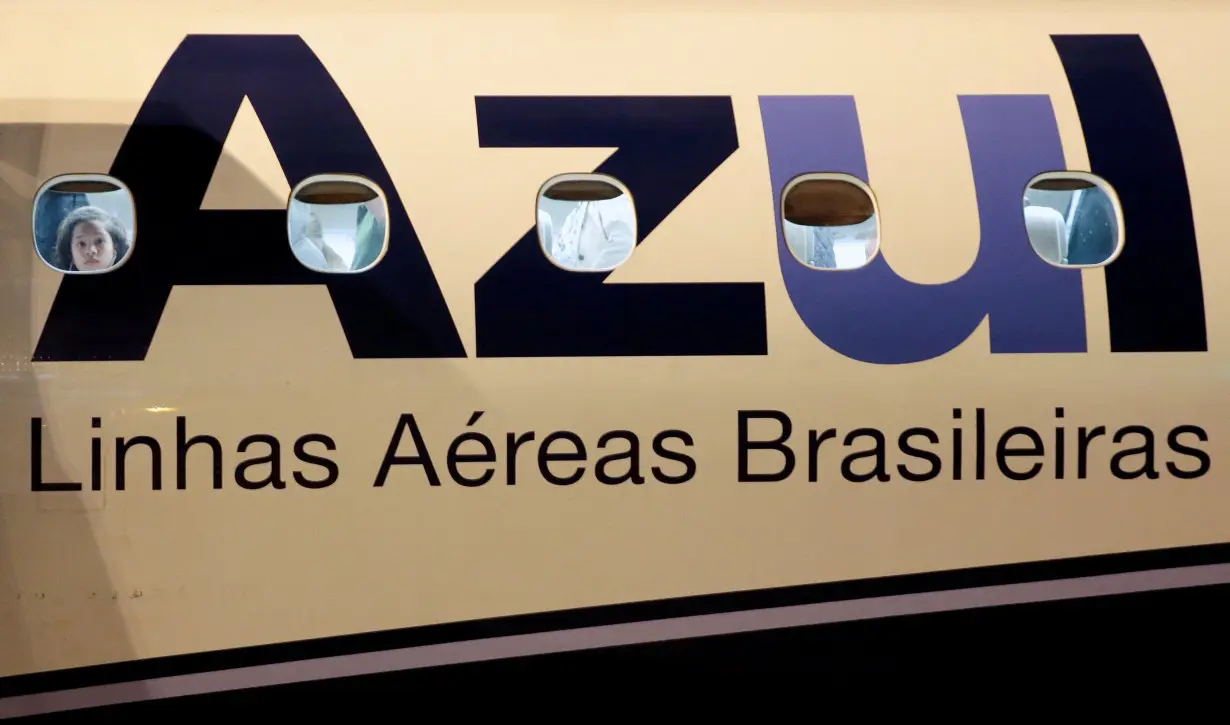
[0,111,285,678]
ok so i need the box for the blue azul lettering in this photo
[760,93,1085,365]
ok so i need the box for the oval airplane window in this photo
[287,173,389,274]
[32,173,137,275]
[536,173,637,273]
[1022,171,1124,268]
[780,173,880,271]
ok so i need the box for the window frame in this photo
[778,171,882,272]
[534,171,638,274]
[1023,170,1126,270]
[285,172,390,275]
[31,172,138,275]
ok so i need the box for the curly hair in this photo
[54,205,131,271]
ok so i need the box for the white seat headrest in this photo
[1024,204,1068,265]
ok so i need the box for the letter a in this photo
[34,35,465,362]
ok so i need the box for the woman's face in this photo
[70,220,116,271]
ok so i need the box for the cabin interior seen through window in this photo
[1022,171,1123,268]
[781,173,880,271]
[536,173,638,272]
[286,174,390,274]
